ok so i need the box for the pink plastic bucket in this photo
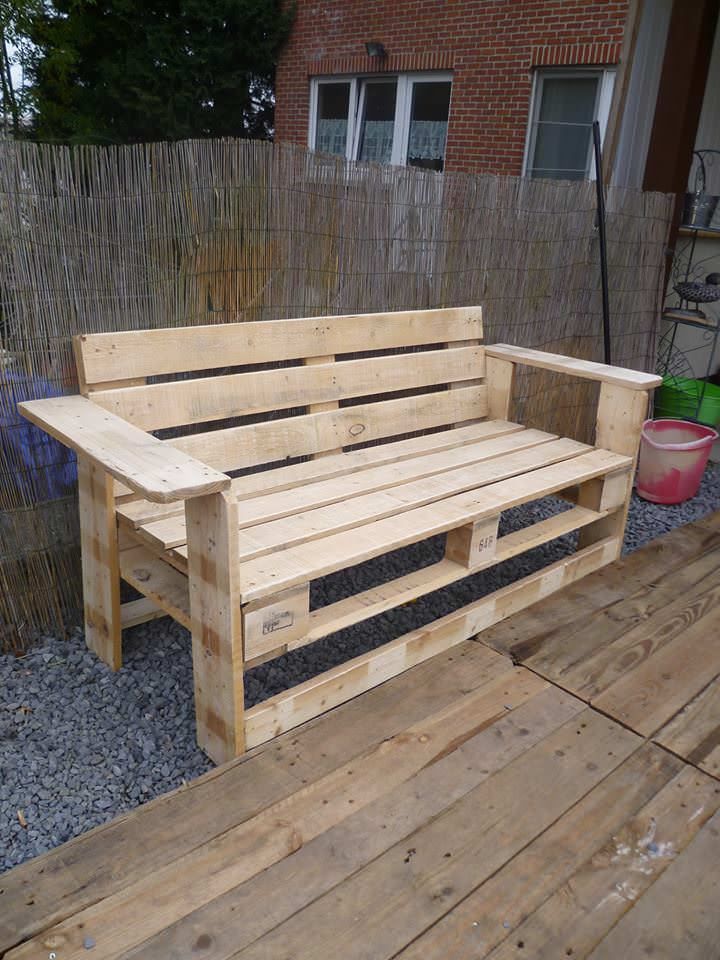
[636,419,718,504]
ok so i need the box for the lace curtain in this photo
[407,120,448,162]
[316,119,348,157]
[316,118,448,163]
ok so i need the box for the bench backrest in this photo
[73,307,486,476]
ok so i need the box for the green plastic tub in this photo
[654,376,720,427]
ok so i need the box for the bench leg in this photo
[78,456,122,670]
[186,490,245,763]
[578,382,649,559]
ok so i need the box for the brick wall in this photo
[275,0,628,175]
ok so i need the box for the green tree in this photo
[26,0,293,143]
[0,0,43,137]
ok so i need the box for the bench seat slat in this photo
[235,447,630,601]
[168,447,630,601]
[92,346,484,432]
[234,428,559,529]
[127,426,556,550]
[76,307,483,386]
[117,419,523,530]
[234,436,587,561]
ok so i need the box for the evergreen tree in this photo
[0,0,43,137]
[26,0,292,143]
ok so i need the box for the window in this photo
[524,69,616,180]
[310,73,453,171]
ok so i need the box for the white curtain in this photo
[359,121,395,163]
[315,119,348,157]
[407,120,448,161]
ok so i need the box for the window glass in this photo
[529,76,599,180]
[357,81,397,163]
[316,82,351,156]
[407,80,452,171]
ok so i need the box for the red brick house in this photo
[274,0,719,196]
[275,0,628,179]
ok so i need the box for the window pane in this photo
[407,81,452,172]
[358,81,397,163]
[316,82,351,156]
[529,76,599,180]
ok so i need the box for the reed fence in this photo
[0,138,673,651]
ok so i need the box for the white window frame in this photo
[522,67,616,181]
[309,72,453,167]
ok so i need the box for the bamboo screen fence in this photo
[0,138,673,651]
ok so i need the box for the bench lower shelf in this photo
[119,504,617,748]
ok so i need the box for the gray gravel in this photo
[1,463,718,872]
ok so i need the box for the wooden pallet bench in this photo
[19,307,661,763]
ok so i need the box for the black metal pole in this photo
[593,120,612,365]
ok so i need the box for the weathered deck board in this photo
[2,516,720,960]
[0,642,512,953]
[481,514,720,744]
[587,807,720,960]
[655,677,720,778]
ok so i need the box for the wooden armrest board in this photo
[19,395,230,503]
[485,344,662,390]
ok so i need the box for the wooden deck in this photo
[1,513,719,960]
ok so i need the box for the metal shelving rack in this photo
[658,151,720,424]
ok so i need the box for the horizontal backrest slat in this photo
[171,385,488,472]
[75,307,483,388]
[91,346,485,432]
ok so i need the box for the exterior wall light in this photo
[365,41,387,58]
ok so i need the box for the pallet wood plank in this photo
[305,354,342,456]
[396,743,683,960]
[230,711,640,960]
[592,607,720,737]
[578,382,650,557]
[118,544,191,629]
[445,515,499,568]
[141,433,581,559]
[0,642,509,955]
[119,596,166,629]
[6,670,553,960]
[237,427,562,529]
[172,384,489,473]
[245,506,610,660]
[243,537,619,747]
[561,564,720,700]
[301,506,599,643]
[219,449,629,602]
[76,307,483,385]
[587,807,720,960]
[91,346,485,432]
[486,355,515,419]
[131,428,561,553]
[655,676,720,777]
[77,456,122,669]
[120,684,584,960]
[186,491,245,763]
[243,585,310,662]
[19,396,230,503]
[482,762,720,959]
[485,343,662,390]
[486,521,720,676]
[116,419,523,530]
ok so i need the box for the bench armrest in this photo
[19,395,230,503]
[485,344,662,391]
